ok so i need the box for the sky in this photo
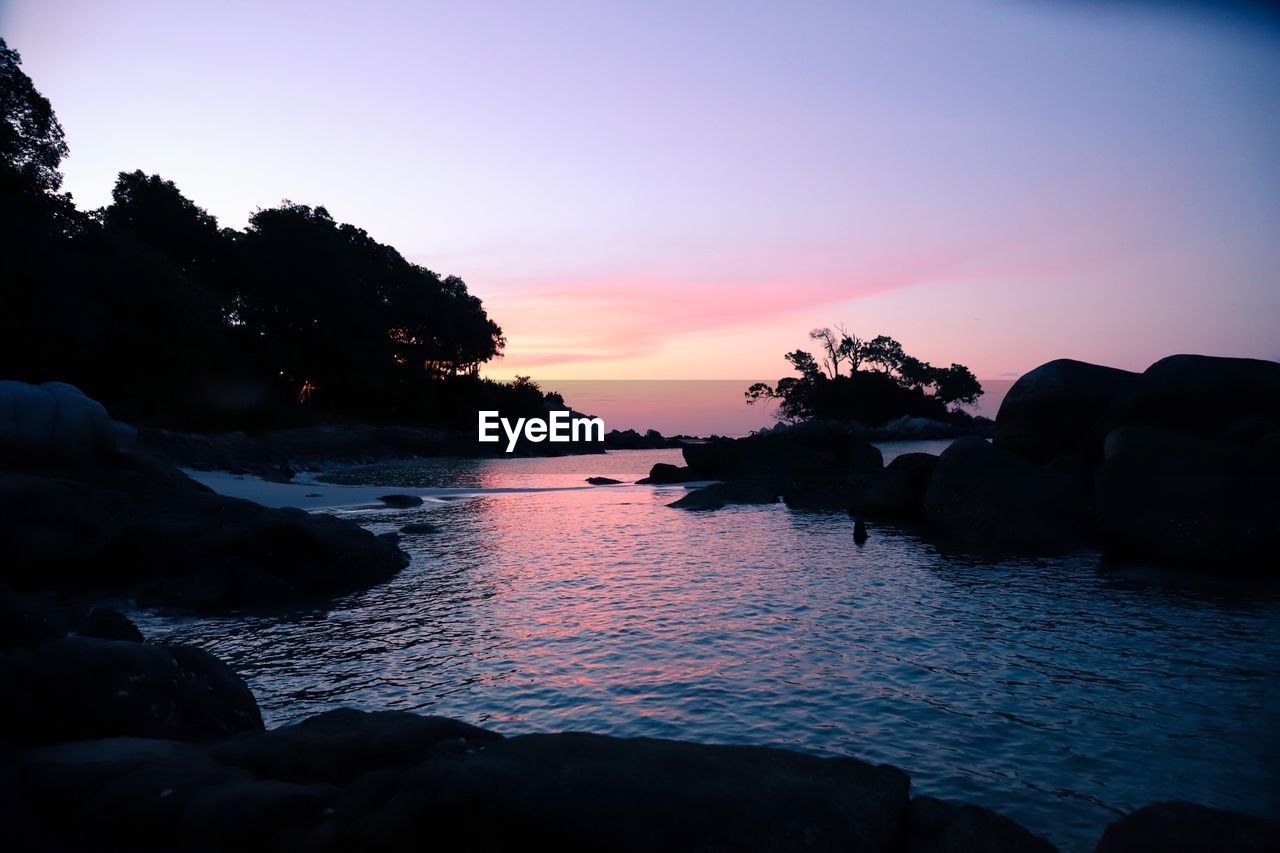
[3,0,1278,382]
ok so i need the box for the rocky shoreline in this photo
[3,595,1275,852]
[662,355,1280,575]
[3,371,1278,851]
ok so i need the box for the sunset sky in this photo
[3,0,1277,381]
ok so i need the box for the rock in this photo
[0,636,263,745]
[668,481,779,511]
[377,494,423,508]
[994,359,1140,463]
[902,796,1057,852]
[0,585,69,649]
[0,380,132,464]
[19,736,334,850]
[365,732,911,851]
[77,605,144,643]
[0,469,408,613]
[853,517,868,545]
[922,437,1091,552]
[398,522,438,535]
[213,708,502,784]
[636,463,703,485]
[1095,801,1280,853]
[1107,355,1280,441]
[780,452,936,515]
[1094,427,1280,572]
[683,423,884,493]
[586,476,624,485]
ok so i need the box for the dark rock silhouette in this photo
[1095,427,1280,572]
[994,359,1140,462]
[398,522,438,535]
[853,517,869,545]
[1095,801,1280,853]
[668,481,779,511]
[77,605,144,643]
[377,494,423,508]
[586,476,623,485]
[683,423,883,491]
[636,462,703,484]
[1,383,409,613]
[902,796,1057,853]
[0,636,263,745]
[922,437,1091,552]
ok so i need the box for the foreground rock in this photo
[922,438,1091,552]
[0,381,409,613]
[1,636,263,745]
[1095,801,1280,853]
[902,796,1056,853]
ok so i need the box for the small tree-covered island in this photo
[2,11,1278,853]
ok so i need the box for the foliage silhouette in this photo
[0,38,536,431]
[747,328,982,425]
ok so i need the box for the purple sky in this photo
[3,0,1277,380]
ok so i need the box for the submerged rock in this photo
[668,481,779,511]
[586,476,624,485]
[1095,801,1280,853]
[377,494,423,508]
[398,522,438,535]
[636,463,703,484]
[922,437,1091,552]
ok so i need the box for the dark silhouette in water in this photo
[853,515,869,545]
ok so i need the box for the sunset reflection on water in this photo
[136,448,1280,853]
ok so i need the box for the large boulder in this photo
[994,360,1140,463]
[1095,801,1280,853]
[0,380,134,464]
[683,423,883,493]
[0,636,263,745]
[922,438,1091,551]
[1107,355,1280,441]
[361,732,911,851]
[0,469,408,612]
[1094,427,1280,572]
[786,452,940,514]
[212,708,502,785]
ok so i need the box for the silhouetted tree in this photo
[0,38,67,194]
[0,43,524,431]
[746,325,982,425]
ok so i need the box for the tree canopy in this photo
[747,327,982,425]
[0,40,528,429]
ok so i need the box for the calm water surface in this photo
[134,446,1280,851]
